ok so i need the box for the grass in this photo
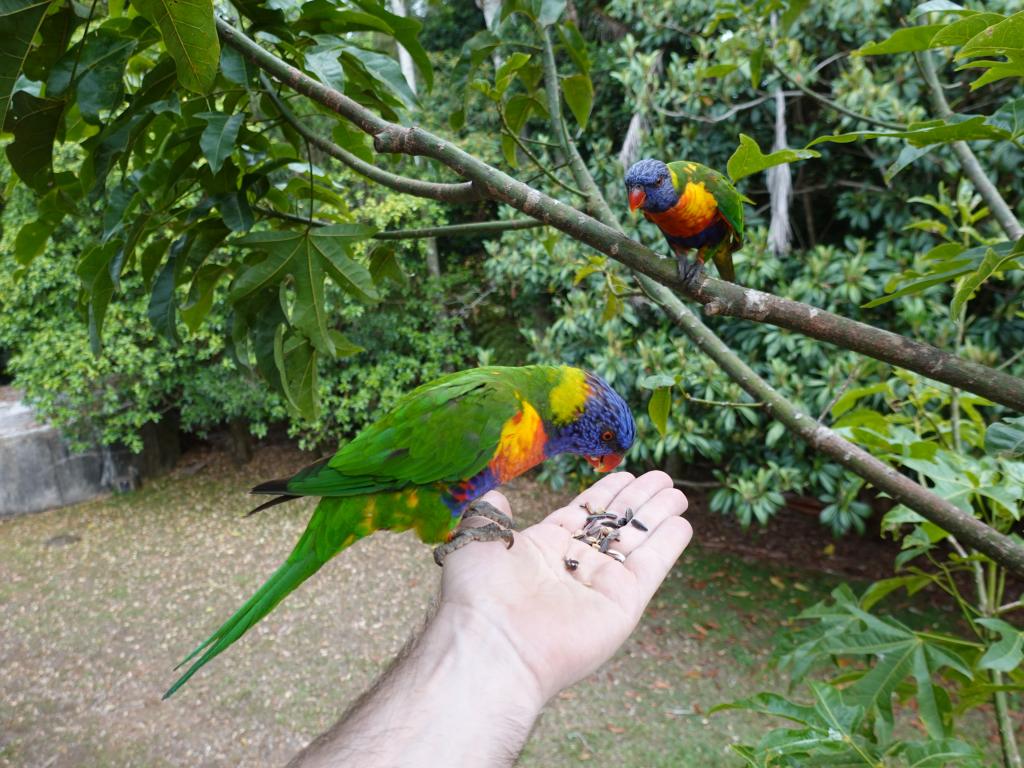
[0,446,988,767]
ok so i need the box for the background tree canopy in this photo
[1,0,1023,763]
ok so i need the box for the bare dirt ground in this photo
[0,444,982,767]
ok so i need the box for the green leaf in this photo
[180,263,226,331]
[950,244,1020,320]
[305,47,346,93]
[3,91,64,192]
[351,0,433,90]
[220,45,257,85]
[749,43,764,90]
[557,21,589,75]
[696,63,737,80]
[72,25,138,123]
[148,254,180,343]
[368,244,407,286]
[637,374,675,389]
[884,144,935,183]
[274,325,319,419]
[854,24,946,55]
[14,218,54,265]
[76,241,118,355]
[0,0,53,129]
[988,96,1024,140]
[197,112,244,174]
[727,134,819,182]
[232,226,376,355]
[536,0,565,26]
[648,387,670,437]
[561,73,593,130]
[986,416,1024,458]
[931,12,1005,47]
[133,0,220,93]
[897,739,985,768]
[977,618,1024,673]
[326,329,363,357]
[780,0,810,30]
[957,11,1024,60]
[807,115,1009,149]
[343,45,417,109]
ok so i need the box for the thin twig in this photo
[817,363,864,424]
[683,392,766,409]
[778,67,907,131]
[916,51,1024,241]
[497,105,585,196]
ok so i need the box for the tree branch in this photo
[374,219,544,240]
[915,51,1024,241]
[253,206,540,240]
[533,25,1024,579]
[216,19,1024,577]
[258,74,480,204]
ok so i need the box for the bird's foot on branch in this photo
[677,257,705,287]
[433,523,514,567]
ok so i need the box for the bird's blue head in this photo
[625,158,678,214]
[549,371,636,472]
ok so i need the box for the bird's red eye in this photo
[601,430,614,443]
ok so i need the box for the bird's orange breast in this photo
[646,181,719,238]
[488,399,547,483]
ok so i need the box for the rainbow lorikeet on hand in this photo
[164,365,635,698]
[625,158,745,283]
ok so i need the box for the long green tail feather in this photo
[164,497,364,698]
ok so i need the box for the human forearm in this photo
[289,603,545,768]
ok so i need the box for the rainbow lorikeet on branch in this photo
[625,158,745,283]
[164,365,635,698]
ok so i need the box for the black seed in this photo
[630,519,649,532]
[564,557,579,572]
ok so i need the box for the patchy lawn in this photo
[0,445,969,767]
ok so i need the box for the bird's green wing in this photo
[286,368,520,496]
[668,161,745,241]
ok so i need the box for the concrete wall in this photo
[0,390,180,517]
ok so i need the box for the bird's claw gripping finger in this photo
[433,523,515,567]
[462,499,514,529]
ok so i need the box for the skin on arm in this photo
[289,471,692,768]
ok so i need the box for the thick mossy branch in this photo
[217,19,1024,576]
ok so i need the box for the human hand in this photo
[439,470,692,705]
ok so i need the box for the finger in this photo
[623,516,693,606]
[459,491,512,529]
[543,471,635,530]
[604,471,675,517]
[607,486,688,556]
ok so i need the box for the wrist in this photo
[425,601,548,717]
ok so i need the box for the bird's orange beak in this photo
[585,453,623,473]
[628,187,646,212]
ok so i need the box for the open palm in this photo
[441,471,692,701]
